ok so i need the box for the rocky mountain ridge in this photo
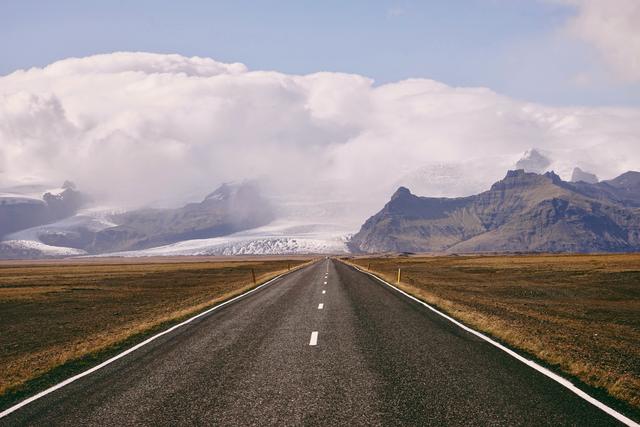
[0,181,274,258]
[0,181,86,238]
[349,170,640,253]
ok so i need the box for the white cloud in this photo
[0,52,639,221]
[40,51,248,77]
[561,0,640,82]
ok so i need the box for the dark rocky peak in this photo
[490,169,559,192]
[0,181,86,238]
[605,171,640,191]
[385,186,471,220]
[43,182,85,220]
[390,186,412,201]
[386,187,422,214]
[543,171,563,184]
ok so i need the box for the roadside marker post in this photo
[397,268,401,284]
[251,269,256,285]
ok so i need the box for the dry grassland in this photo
[0,257,310,404]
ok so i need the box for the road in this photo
[0,259,625,426]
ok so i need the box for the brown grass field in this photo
[345,254,640,411]
[0,256,311,405]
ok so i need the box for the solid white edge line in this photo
[349,263,639,427]
[309,331,319,345]
[0,262,313,419]
[318,303,324,309]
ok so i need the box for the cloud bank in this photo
[1,52,639,220]
[562,0,640,82]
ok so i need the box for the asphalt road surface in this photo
[0,259,626,426]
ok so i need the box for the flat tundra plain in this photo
[0,256,310,408]
[0,254,638,425]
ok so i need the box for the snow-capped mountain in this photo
[0,182,86,237]
[0,146,633,259]
[0,180,355,258]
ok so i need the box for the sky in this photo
[1,0,639,107]
[0,0,639,218]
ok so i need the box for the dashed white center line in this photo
[318,303,324,309]
[322,290,326,294]
[323,281,327,284]
[309,331,318,346]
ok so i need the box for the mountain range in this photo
[0,182,274,259]
[349,170,640,254]
[3,156,640,258]
[0,181,85,237]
